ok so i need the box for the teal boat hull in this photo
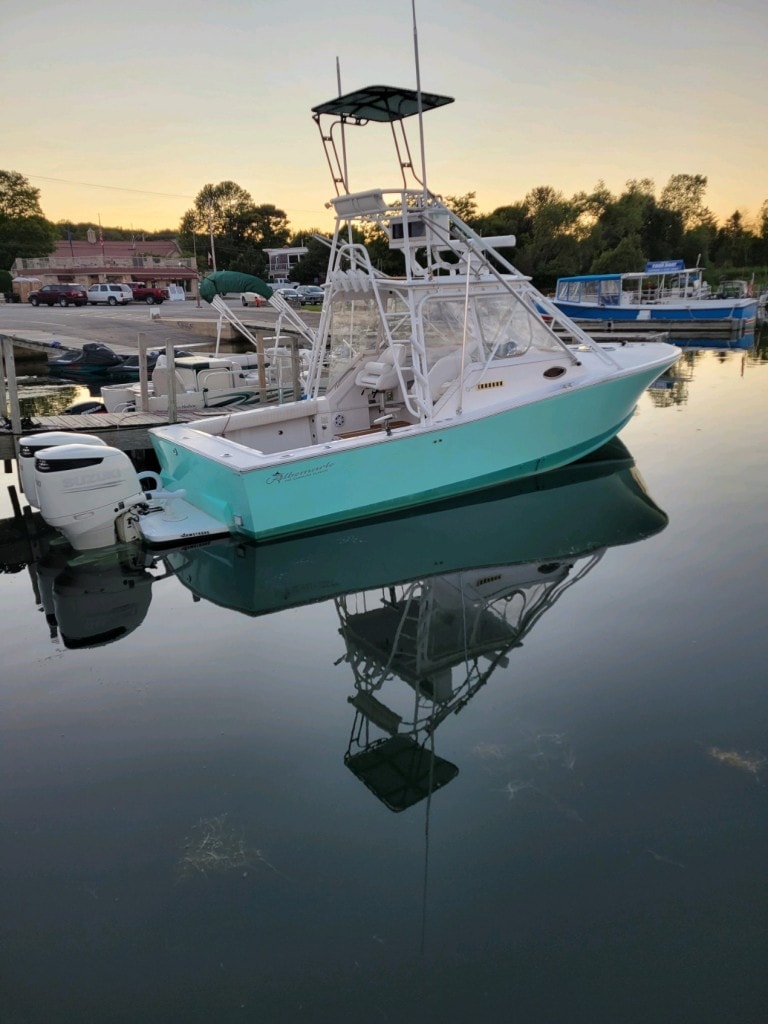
[163,437,667,618]
[150,365,665,542]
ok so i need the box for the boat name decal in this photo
[266,462,334,485]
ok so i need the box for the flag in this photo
[207,251,213,267]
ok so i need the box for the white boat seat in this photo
[151,367,192,396]
[427,351,463,402]
[197,369,233,391]
[355,343,411,391]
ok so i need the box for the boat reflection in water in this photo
[33,545,162,648]
[27,437,667,805]
[165,436,668,810]
[672,332,756,350]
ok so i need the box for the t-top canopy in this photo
[312,84,454,123]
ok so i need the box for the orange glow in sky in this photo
[4,0,767,233]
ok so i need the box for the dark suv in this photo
[28,283,88,307]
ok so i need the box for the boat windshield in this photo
[419,293,563,363]
[320,287,563,393]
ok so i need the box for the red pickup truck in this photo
[127,282,169,305]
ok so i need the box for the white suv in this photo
[87,283,134,306]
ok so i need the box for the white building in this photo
[263,246,308,285]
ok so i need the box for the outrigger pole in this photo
[411,0,429,198]
[336,56,349,191]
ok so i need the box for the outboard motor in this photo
[18,432,107,509]
[35,443,148,551]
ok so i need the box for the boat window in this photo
[556,280,582,302]
[581,280,599,303]
[323,297,385,390]
[421,293,562,362]
[599,280,620,306]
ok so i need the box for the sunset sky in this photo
[4,0,767,235]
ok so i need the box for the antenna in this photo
[411,0,429,197]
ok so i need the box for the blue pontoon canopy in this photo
[556,274,622,283]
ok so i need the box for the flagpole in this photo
[207,205,217,272]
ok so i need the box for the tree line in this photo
[2,169,767,292]
[454,175,768,290]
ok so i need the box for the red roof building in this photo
[12,239,200,298]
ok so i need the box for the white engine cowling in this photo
[19,431,107,509]
[35,443,147,551]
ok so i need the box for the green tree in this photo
[753,200,768,264]
[680,211,718,269]
[473,203,533,253]
[582,179,683,271]
[0,169,58,270]
[288,235,331,285]
[514,187,580,287]
[713,210,752,267]
[247,204,291,249]
[60,222,177,243]
[590,235,646,274]
[660,173,710,230]
[179,183,290,273]
[0,170,45,218]
[444,191,479,224]
[570,181,615,251]
[759,199,768,239]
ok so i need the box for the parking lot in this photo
[0,297,298,356]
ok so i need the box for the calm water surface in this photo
[1,338,767,1023]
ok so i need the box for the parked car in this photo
[241,291,268,308]
[127,282,169,304]
[272,286,301,308]
[86,283,134,306]
[28,283,88,307]
[296,285,324,306]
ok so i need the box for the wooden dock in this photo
[0,411,169,460]
[1,333,171,460]
[568,318,753,338]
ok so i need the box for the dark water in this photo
[1,337,767,1023]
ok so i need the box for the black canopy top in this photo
[312,84,454,123]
